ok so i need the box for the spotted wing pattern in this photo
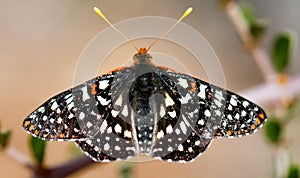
[148,68,267,162]
[22,57,267,163]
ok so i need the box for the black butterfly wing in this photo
[150,67,267,162]
[191,77,267,139]
[22,73,117,141]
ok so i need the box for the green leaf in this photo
[271,32,293,72]
[240,2,255,25]
[250,19,268,39]
[120,162,133,178]
[29,136,46,165]
[0,120,12,151]
[0,130,11,151]
[287,164,300,178]
[264,117,283,144]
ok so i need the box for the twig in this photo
[47,156,96,178]
[7,146,35,170]
[223,1,277,82]
[240,75,300,104]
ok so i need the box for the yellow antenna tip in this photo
[93,7,106,19]
[183,7,193,18]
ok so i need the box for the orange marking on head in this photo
[29,125,35,131]
[34,130,39,135]
[91,83,98,95]
[259,113,265,119]
[138,48,147,54]
[189,82,197,93]
[227,130,232,136]
[251,124,256,130]
[256,117,261,125]
[24,121,30,127]
[59,133,65,139]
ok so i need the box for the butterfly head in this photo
[133,48,153,65]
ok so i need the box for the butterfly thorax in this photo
[133,52,153,65]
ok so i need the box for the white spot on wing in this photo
[178,144,184,151]
[159,104,165,117]
[198,84,207,99]
[168,110,176,118]
[81,86,89,101]
[124,130,132,138]
[51,102,58,110]
[99,80,110,90]
[122,105,128,117]
[165,93,175,106]
[180,93,192,104]
[115,95,123,106]
[97,96,109,106]
[111,110,119,117]
[104,143,110,151]
[180,121,187,134]
[157,130,164,139]
[166,125,173,134]
[100,120,107,134]
[178,78,188,88]
[114,124,122,133]
[230,96,238,106]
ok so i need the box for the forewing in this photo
[151,67,267,162]
[187,75,267,138]
[22,73,117,141]
[150,69,212,162]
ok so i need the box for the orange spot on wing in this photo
[256,117,261,125]
[72,135,76,139]
[216,131,222,136]
[244,129,249,133]
[24,121,30,127]
[29,125,35,131]
[91,83,98,95]
[189,82,197,93]
[34,130,39,135]
[50,134,55,139]
[259,113,265,119]
[227,130,232,136]
[251,124,256,130]
[238,130,241,135]
[59,133,65,139]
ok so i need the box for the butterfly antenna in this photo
[93,7,139,52]
[146,7,193,52]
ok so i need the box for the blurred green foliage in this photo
[288,164,300,178]
[0,120,11,151]
[240,2,267,39]
[264,117,283,145]
[29,136,47,165]
[120,162,133,178]
[271,32,293,73]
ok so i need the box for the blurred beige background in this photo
[0,0,299,177]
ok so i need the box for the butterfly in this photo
[22,46,267,163]
[22,7,267,163]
